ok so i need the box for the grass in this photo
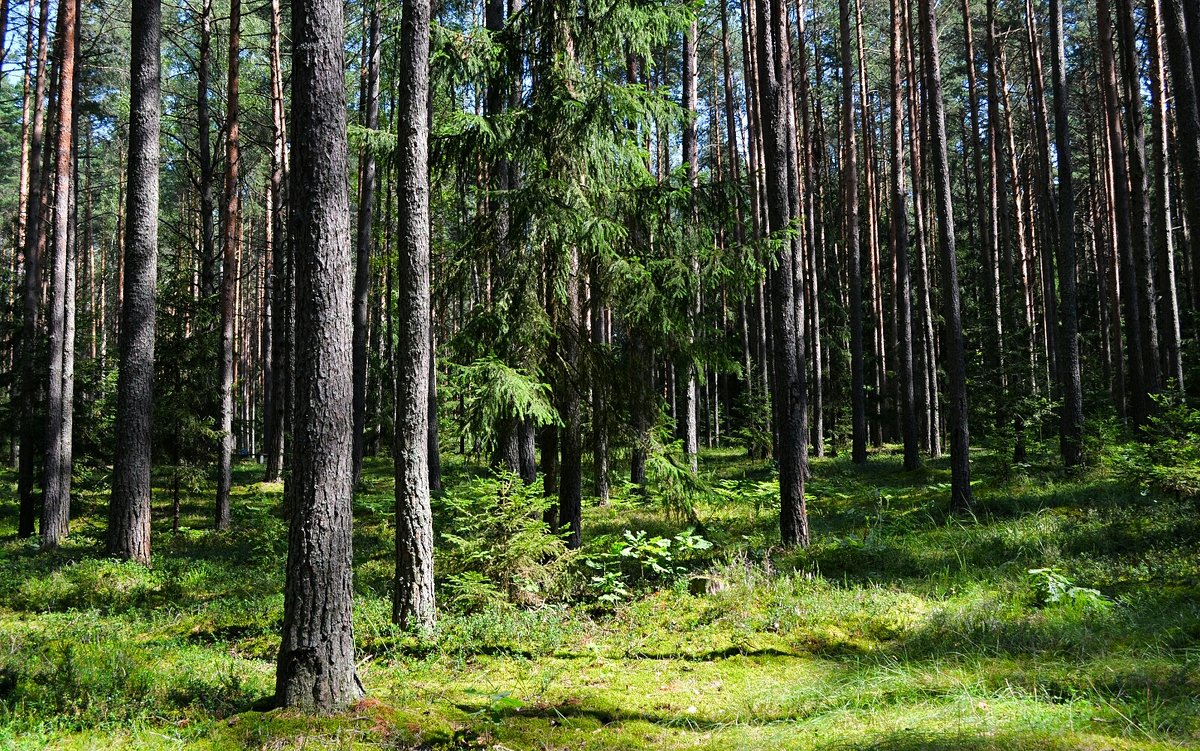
[1,442,1198,750]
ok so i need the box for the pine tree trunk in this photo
[919,0,972,511]
[392,0,435,630]
[838,0,866,464]
[263,0,288,482]
[1048,0,1084,466]
[42,0,78,547]
[108,0,159,563]
[216,0,240,530]
[17,0,51,539]
[276,0,362,709]
[197,0,215,297]
[892,0,919,471]
[757,0,809,547]
[352,0,382,486]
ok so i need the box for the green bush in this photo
[437,472,574,610]
[1116,393,1200,499]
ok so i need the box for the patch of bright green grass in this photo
[1,442,1198,749]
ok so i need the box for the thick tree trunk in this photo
[276,0,362,710]
[393,0,436,630]
[757,0,809,547]
[919,0,973,511]
[42,0,79,547]
[17,0,51,539]
[108,0,160,563]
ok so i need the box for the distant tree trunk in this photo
[352,0,382,486]
[17,0,51,539]
[1116,0,1162,393]
[680,20,700,473]
[1147,0,1185,389]
[590,264,608,502]
[757,0,809,547]
[919,0,973,511]
[1049,0,1084,466]
[108,0,160,564]
[197,0,215,297]
[216,0,241,530]
[275,0,362,710]
[1097,0,1148,424]
[263,0,287,482]
[428,322,442,491]
[393,0,435,630]
[840,0,866,465]
[1161,0,1200,347]
[891,0,918,471]
[42,0,78,547]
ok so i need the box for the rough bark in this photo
[919,0,973,511]
[756,0,809,547]
[41,0,78,547]
[108,0,160,564]
[393,0,436,630]
[276,0,362,710]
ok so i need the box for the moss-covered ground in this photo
[1,445,1198,750]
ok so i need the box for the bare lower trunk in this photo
[276,0,362,710]
[108,0,160,564]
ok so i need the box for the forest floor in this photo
[1,443,1199,750]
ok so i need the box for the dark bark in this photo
[919,0,973,511]
[42,0,78,547]
[17,0,51,539]
[393,0,436,630]
[756,0,809,547]
[108,0,160,563]
[197,0,215,297]
[1097,0,1149,423]
[352,0,383,486]
[892,0,919,471]
[1049,0,1084,466]
[276,0,362,709]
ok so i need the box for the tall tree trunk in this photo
[841,0,866,464]
[1049,0,1084,466]
[1147,0,1185,389]
[108,0,160,563]
[1116,0,1162,393]
[216,0,241,530]
[1161,0,1200,353]
[17,0,51,539]
[681,20,700,473]
[275,0,363,710]
[263,0,288,482]
[1097,0,1149,424]
[42,0,78,547]
[197,0,215,297]
[892,0,919,471]
[393,0,435,630]
[757,0,809,547]
[352,0,382,486]
[919,0,973,511]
